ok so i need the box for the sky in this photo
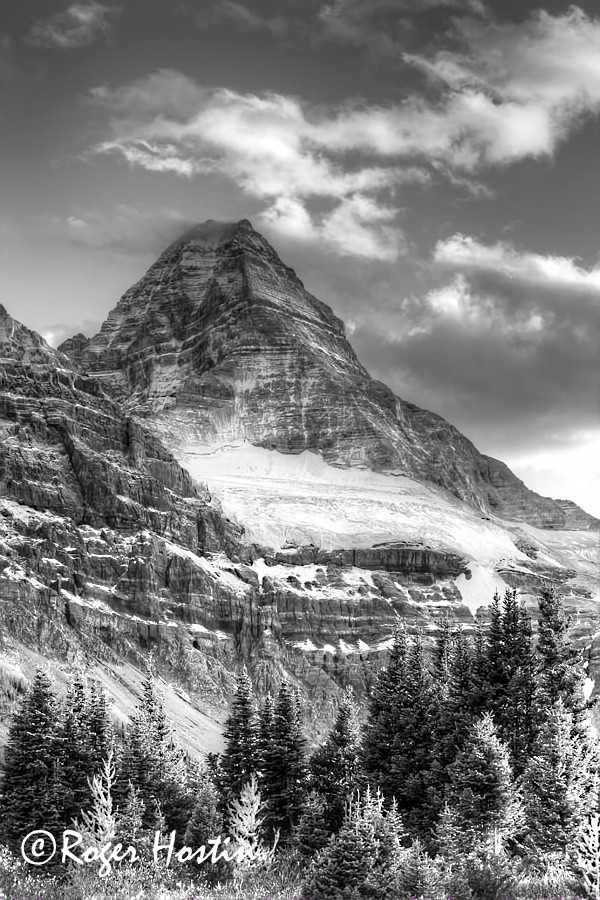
[1,0,599,516]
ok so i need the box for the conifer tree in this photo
[310,687,361,832]
[257,692,274,778]
[260,680,307,840]
[428,626,478,823]
[117,671,195,837]
[520,701,597,857]
[118,782,146,847]
[86,681,113,771]
[220,668,260,815]
[303,788,406,900]
[443,713,522,855]
[362,629,437,837]
[485,590,541,773]
[55,674,95,826]
[295,791,331,857]
[184,778,228,881]
[537,588,592,741]
[0,670,61,849]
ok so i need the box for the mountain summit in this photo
[63,219,594,531]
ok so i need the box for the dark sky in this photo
[1,0,599,513]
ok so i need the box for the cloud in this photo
[317,0,486,52]
[29,2,118,49]
[351,236,600,460]
[197,1,290,36]
[89,70,429,260]
[46,204,195,255]
[85,9,600,258]
[41,318,105,347]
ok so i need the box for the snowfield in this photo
[177,442,599,606]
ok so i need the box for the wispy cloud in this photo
[29,2,119,50]
[317,0,486,52]
[46,204,194,255]
[197,1,290,36]
[352,236,600,457]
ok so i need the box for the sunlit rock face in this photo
[69,220,597,531]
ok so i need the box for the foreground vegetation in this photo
[0,588,598,899]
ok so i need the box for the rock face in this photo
[65,221,597,531]
[1,223,598,753]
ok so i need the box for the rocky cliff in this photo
[0,222,598,755]
[66,220,597,531]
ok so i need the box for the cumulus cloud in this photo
[88,70,430,260]
[29,2,119,49]
[351,236,600,463]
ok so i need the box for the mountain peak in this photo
[167,218,256,252]
[66,221,597,530]
[0,304,69,367]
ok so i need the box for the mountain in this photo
[66,220,596,531]
[0,222,598,754]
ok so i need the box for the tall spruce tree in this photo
[520,701,597,857]
[485,590,541,774]
[362,629,438,838]
[86,681,113,771]
[219,668,260,817]
[117,671,195,837]
[537,589,592,736]
[260,680,306,840]
[442,713,522,855]
[55,674,95,826]
[310,688,361,832]
[0,670,61,849]
[361,624,409,788]
[428,626,478,823]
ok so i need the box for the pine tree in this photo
[295,791,331,857]
[362,629,437,838]
[310,687,361,832]
[184,778,228,881]
[257,692,274,784]
[227,773,278,870]
[55,674,96,826]
[0,670,62,849]
[302,794,378,900]
[537,588,592,740]
[117,671,195,837]
[86,681,113,772]
[485,590,541,774]
[303,788,406,900]
[361,624,409,781]
[428,626,478,824]
[520,701,597,857]
[443,713,522,855]
[118,782,146,846]
[220,668,260,815]
[260,680,307,840]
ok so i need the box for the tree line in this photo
[0,588,598,899]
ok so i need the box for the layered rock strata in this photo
[64,221,598,531]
